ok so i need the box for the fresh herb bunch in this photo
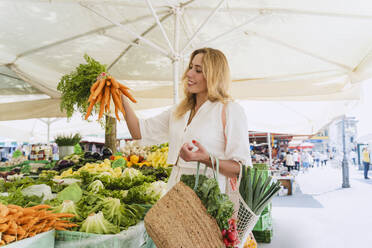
[239,166,281,215]
[55,133,82,146]
[57,54,106,118]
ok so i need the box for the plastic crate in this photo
[252,163,269,170]
[253,212,272,231]
[252,228,273,243]
[250,169,270,182]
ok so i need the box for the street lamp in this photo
[341,116,350,188]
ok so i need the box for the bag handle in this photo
[194,155,219,191]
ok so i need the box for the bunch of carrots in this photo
[0,204,77,246]
[85,73,137,121]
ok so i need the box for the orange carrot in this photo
[98,87,109,120]
[110,77,120,89]
[106,78,111,87]
[29,205,51,210]
[92,78,106,100]
[118,82,130,91]
[53,213,75,219]
[114,105,120,121]
[2,234,16,244]
[90,79,100,94]
[0,204,8,218]
[111,87,125,118]
[120,88,137,103]
[106,90,111,113]
[85,98,97,120]
[96,90,104,104]
[0,223,8,232]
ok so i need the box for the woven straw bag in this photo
[144,156,224,248]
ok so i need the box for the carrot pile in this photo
[85,73,137,121]
[0,204,77,246]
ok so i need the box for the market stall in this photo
[0,141,171,247]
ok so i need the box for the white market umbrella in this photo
[1,0,371,105]
[0,0,371,137]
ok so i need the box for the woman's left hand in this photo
[179,140,209,163]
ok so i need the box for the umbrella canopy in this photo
[1,0,371,108]
[0,0,371,139]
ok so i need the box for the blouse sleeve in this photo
[138,107,172,146]
[224,102,252,166]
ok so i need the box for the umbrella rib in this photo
[145,0,175,55]
[7,64,60,99]
[15,11,168,60]
[106,12,173,71]
[247,30,353,71]
[352,46,372,73]
[184,14,263,56]
[181,0,227,54]
[185,7,372,20]
[82,3,171,58]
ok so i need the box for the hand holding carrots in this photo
[85,73,137,121]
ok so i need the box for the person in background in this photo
[313,151,321,167]
[285,151,295,172]
[349,149,357,166]
[293,150,300,170]
[362,147,370,179]
[321,152,328,166]
[302,151,310,171]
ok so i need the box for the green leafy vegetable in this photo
[55,133,82,146]
[0,188,43,207]
[87,180,105,194]
[57,183,83,203]
[181,175,234,230]
[12,150,22,158]
[124,182,161,204]
[53,200,81,221]
[79,212,120,234]
[111,158,127,169]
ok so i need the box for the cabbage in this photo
[122,168,142,180]
[57,183,83,203]
[80,212,120,234]
[87,180,105,193]
[53,200,81,220]
[146,181,167,198]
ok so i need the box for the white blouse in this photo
[139,100,251,192]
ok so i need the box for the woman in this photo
[120,47,251,193]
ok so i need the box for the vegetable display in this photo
[0,141,173,240]
[85,72,137,121]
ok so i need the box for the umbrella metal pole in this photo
[173,6,181,104]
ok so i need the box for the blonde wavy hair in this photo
[175,48,231,118]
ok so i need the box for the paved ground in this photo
[259,161,372,248]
